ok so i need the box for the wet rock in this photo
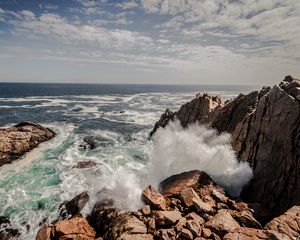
[0,216,20,240]
[73,160,97,169]
[265,205,300,238]
[36,223,52,240]
[223,227,291,240]
[0,122,55,167]
[79,136,98,150]
[153,210,181,226]
[141,185,167,210]
[64,191,89,217]
[205,210,240,236]
[149,109,174,137]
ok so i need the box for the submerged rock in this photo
[0,121,55,167]
[59,192,89,219]
[0,216,20,240]
[73,161,97,169]
[79,136,98,150]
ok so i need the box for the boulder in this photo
[153,210,181,226]
[79,136,98,150]
[62,191,89,217]
[180,228,193,239]
[141,185,167,210]
[265,205,300,238]
[233,210,262,229]
[223,227,291,240]
[205,210,240,236]
[0,122,55,167]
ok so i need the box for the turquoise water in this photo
[0,84,259,239]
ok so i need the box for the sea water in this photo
[0,83,258,239]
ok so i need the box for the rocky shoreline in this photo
[1,76,300,239]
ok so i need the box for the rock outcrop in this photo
[37,170,300,239]
[0,122,55,167]
[151,76,300,220]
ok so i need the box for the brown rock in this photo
[180,228,193,239]
[73,161,96,169]
[36,224,52,240]
[265,205,300,238]
[205,210,240,236]
[185,212,205,225]
[148,218,156,233]
[0,122,55,167]
[193,198,215,214]
[142,185,167,210]
[233,210,262,229]
[154,228,176,240]
[175,217,187,232]
[142,205,151,215]
[153,210,181,226]
[186,219,202,236]
[54,217,96,240]
[119,233,153,240]
[202,228,211,238]
[223,227,291,240]
[180,187,201,207]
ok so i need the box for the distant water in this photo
[0,83,259,239]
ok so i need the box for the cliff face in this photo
[0,122,55,167]
[151,76,300,218]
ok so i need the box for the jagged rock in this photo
[73,161,96,169]
[153,210,181,226]
[202,228,212,238]
[152,76,300,219]
[59,192,89,218]
[175,217,187,232]
[154,228,176,240]
[119,233,153,240]
[193,198,215,215]
[150,109,174,137]
[148,218,156,234]
[205,210,240,236]
[233,209,262,229]
[142,205,151,215]
[265,205,300,238]
[36,223,52,240]
[159,170,225,200]
[180,228,193,239]
[180,187,201,207]
[51,217,96,240]
[223,227,291,240]
[185,212,205,225]
[141,185,167,210]
[186,219,202,236]
[0,216,20,240]
[0,122,55,167]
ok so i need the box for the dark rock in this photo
[59,192,89,219]
[73,161,97,169]
[79,136,98,150]
[149,109,174,137]
[0,216,21,240]
[0,122,55,167]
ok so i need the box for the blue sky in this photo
[0,0,299,85]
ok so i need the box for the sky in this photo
[0,0,299,85]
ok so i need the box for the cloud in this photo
[115,1,138,10]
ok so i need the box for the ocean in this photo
[0,83,259,239]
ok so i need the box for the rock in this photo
[149,109,174,137]
[79,136,98,150]
[119,234,153,240]
[193,198,215,215]
[159,170,224,199]
[0,122,55,167]
[186,219,202,236]
[142,205,151,215]
[73,161,96,169]
[152,76,300,218]
[180,187,201,207]
[153,210,181,226]
[205,210,240,236]
[202,228,211,238]
[148,218,156,233]
[223,227,291,240]
[175,217,187,232]
[0,216,20,240]
[180,228,193,239]
[53,217,96,240]
[265,205,300,238]
[59,192,89,219]
[233,209,262,229]
[154,228,176,240]
[110,213,148,239]
[185,212,205,225]
[36,223,52,240]
[141,185,167,210]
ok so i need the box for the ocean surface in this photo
[0,83,259,239]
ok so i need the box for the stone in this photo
[153,210,181,226]
[233,210,262,229]
[36,224,52,240]
[205,210,240,236]
[223,227,291,240]
[60,191,89,218]
[73,161,96,169]
[53,217,96,240]
[142,205,151,215]
[193,198,214,215]
[148,218,156,233]
[265,205,300,238]
[180,187,201,207]
[175,217,187,232]
[202,228,211,238]
[119,234,153,240]
[154,228,176,240]
[186,219,202,236]
[0,122,55,167]
[79,136,98,150]
[180,228,193,239]
[0,216,21,240]
[185,212,205,225]
[141,185,167,210]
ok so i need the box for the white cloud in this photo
[116,1,138,10]
[20,10,35,19]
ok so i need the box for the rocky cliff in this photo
[0,122,55,167]
[150,76,300,220]
[36,170,300,240]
